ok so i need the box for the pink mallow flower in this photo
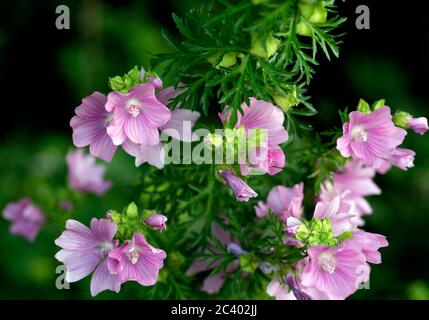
[70,92,118,163]
[54,218,121,296]
[407,116,428,135]
[121,86,200,169]
[2,198,45,242]
[107,233,166,286]
[301,242,368,300]
[345,230,388,264]
[106,83,171,146]
[220,170,258,202]
[254,183,304,220]
[219,98,288,176]
[145,214,168,231]
[337,106,407,167]
[374,148,416,174]
[66,149,112,195]
[314,194,357,237]
[320,159,380,219]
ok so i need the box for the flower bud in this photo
[208,52,242,69]
[145,214,168,231]
[250,33,281,59]
[272,85,299,112]
[392,111,412,128]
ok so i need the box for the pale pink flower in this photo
[2,198,45,242]
[106,83,171,146]
[145,214,168,231]
[241,145,286,176]
[121,86,200,169]
[320,159,380,218]
[220,170,258,202]
[407,116,428,135]
[374,148,415,174]
[267,279,297,300]
[66,149,111,195]
[314,194,357,236]
[345,230,388,264]
[220,98,289,146]
[337,107,407,167]
[107,233,166,286]
[301,242,368,300]
[70,92,118,163]
[54,218,121,296]
[255,183,304,220]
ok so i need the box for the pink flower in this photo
[267,279,297,300]
[255,183,304,220]
[121,86,200,169]
[145,214,168,231]
[54,218,121,296]
[320,160,380,218]
[220,170,258,202]
[107,233,166,286]
[224,98,289,146]
[220,98,288,176]
[186,223,240,294]
[2,198,45,242]
[374,148,416,174]
[70,92,118,163]
[313,195,357,236]
[337,107,407,167]
[345,231,388,264]
[66,149,111,195]
[301,243,368,300]
[241,145,286,176]
[407,116,428,135]
[106,83,171,146]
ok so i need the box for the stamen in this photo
[318,252,336,274]
[351,125,368,142]
[126,99,141,117]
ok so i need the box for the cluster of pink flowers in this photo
[219,98,289,202]
[54,217,167,296]
[71,69,200,169]
[337,106,428,172]
[261,188,388,300]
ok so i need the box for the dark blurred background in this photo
[0,0,428,299]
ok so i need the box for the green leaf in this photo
[240,253,260,273]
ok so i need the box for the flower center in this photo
[98,241,113,258]
[127,247,140,265]
[126,99,141,117]
[351,125,368,142]
[318,252,336,274]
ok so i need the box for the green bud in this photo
[272,86,300,112]
[357,99,371,114]
[108,76,126,92]
[208,52,241,69]
[372,99,386,110]
[250,33,281,59]
[296,218,336,247]
[108,66,142,93]
[126,202,139,219]
[393,111,412,129]
[109,210,122,225]
[298,0,328,24]
[240,253,260,273]
[205,133,224,150]
[295,20,312,37]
